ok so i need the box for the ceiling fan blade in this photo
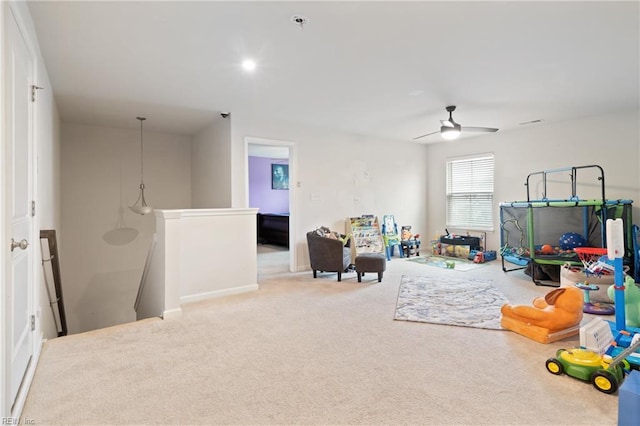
[413,130,440,140]
[462,126,499,133]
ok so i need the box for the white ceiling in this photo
[27,1,639,143]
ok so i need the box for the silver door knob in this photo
[11,238,29,252]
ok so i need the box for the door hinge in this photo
[32,200,36,217]
[30,315,35,331]
[31,85,43,102]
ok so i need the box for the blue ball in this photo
[559,232,587,250]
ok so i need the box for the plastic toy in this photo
[574,246,615,276]
[576,282,615,315]
[472,251,484,263]
[633,224,640,283]
[605,219,640,335]
[500,218,529,266]
[573,220,640,374]
[607,275,640,328]
[540,244,554,254]
[469,249,497,262]
[580,319,640,371]
[559,232,587,250]
[400,225,420,257]
[545,337,640,394]
[381,215,402,260]
[598,218,640,369]
[401,227,414,241]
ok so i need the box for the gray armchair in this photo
[306,231,352,281]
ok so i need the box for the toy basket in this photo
[573,247,613,276]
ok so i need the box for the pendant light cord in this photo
[131,116,151,214]
[137,117,146,186]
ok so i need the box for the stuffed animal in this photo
[501,287,584,332]
[314,226,350,245]
[607,275,640,328]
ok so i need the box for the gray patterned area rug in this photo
[394,275,508,330]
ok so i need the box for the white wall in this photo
[191,117,232,208]
[35,65,61,340]
[230,114,429,271]
[0,2,6,414]
[138,208,259,321]
[179,209,258,303]
[425,109,640,251]
[60,123,191,334]
[228,109,639,269]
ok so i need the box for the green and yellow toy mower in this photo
[545,338,640,394]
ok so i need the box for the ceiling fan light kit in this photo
[441,126,461,140]
[413,105,499,141]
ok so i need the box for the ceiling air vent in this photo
[519,119,544,126]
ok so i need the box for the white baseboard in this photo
[11,336,43,418]
[162,307,183,320]
[180,284,259,305]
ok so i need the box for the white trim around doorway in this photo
[245,137,297,273]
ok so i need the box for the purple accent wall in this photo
[249,156,289,213]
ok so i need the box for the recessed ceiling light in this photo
[242,59,256,72]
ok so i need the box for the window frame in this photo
[445,153,495,232]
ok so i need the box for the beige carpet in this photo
[257,244,290,275]
[22,258,618,425]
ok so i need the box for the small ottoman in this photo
[355,253,387,283]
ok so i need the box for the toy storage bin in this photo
[440,243,470,258]
[439,235,481,250]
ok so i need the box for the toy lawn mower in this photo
[545,337,640,394]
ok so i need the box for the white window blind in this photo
[446,154,494,231]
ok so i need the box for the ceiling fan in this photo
[413,105,499,141]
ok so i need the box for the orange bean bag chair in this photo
[500,287,584,343]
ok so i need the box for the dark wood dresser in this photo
[257,213,289,247]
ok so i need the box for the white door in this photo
[6,8,35,407]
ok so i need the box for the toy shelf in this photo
[347,215,385,262]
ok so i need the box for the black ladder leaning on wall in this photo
[40,230,68,336]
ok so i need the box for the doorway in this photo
[245,137,296,275]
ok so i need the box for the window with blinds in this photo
[446,154,494,231]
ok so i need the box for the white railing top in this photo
[154,208,259,219]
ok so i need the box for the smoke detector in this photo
[291,15,309,29]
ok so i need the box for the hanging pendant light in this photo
[130,117,153,215]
